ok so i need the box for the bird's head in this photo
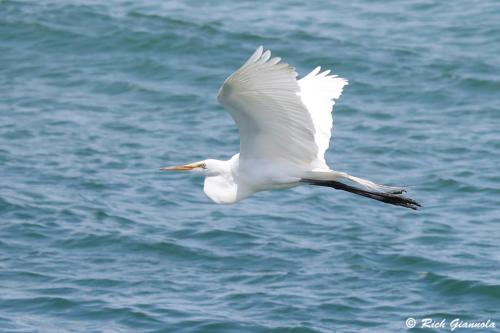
[160,159,224,177]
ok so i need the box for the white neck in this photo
[203,154,249,203]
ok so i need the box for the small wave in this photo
[1,296,77,312]
[423,272,500,300]
[171,319,325,333]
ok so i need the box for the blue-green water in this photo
[1,1,500,332]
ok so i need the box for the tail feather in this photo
[339,173,406,194]
[304,170,405,194]
[302,178,421,210]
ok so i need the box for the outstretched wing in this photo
[298,67,348,167]
[217,46,317,168]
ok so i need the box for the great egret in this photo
[162,46,420,210]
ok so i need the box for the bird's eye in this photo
[201,163,207,169]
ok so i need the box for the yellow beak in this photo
[160,162,201,171]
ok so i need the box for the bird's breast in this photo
[203,174,240,204]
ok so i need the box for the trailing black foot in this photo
[302,179,421,210]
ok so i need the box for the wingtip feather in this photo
[260,49,272,63]
[245,46,264,66]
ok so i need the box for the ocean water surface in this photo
[1,0,499,332]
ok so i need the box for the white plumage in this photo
[217,46,321,168]
[162,46,420,210]
[298,64,348,169]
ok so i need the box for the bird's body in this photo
[200,153,297,204]
[162,47,420,210]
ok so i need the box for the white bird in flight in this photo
[162,46,420,210]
